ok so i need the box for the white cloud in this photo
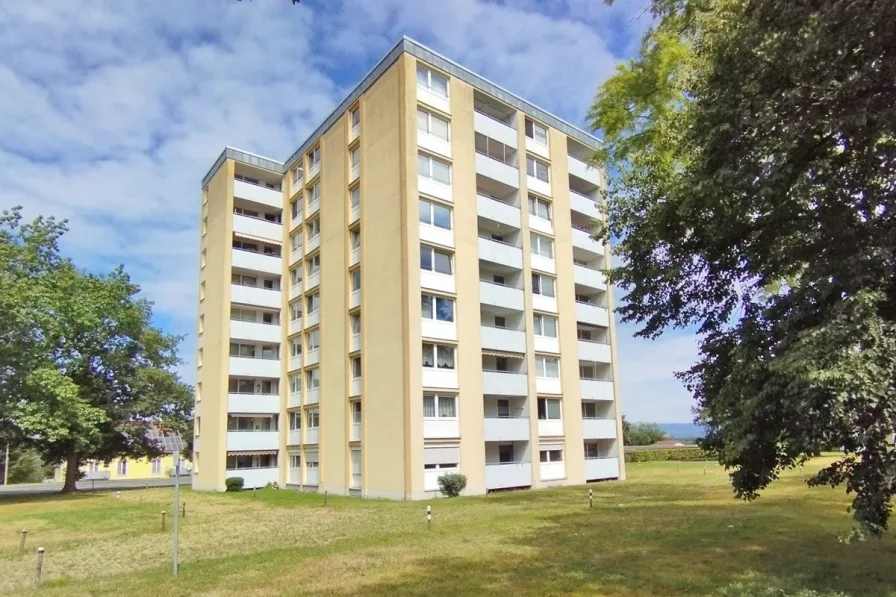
[1,0,688,421]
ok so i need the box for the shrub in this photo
[225,477,244,491]
[264,481,280,490]
[437,473,467,497]
[625,448,708,463]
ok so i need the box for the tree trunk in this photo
[61,444,79,493]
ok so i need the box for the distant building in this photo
[652,439,689,448]
[53,430,190,482]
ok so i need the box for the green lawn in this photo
[1,457,894,596]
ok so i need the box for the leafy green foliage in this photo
[626,448,707,463]
[1,446,53,483]
[225,477,245,492]
[590,0,896,534]
[621,415,667,445]
[437,473,467,497]
[0,207,193,491]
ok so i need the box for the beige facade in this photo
[193,37,624,497]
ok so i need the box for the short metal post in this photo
[34,547,45,587]
[426,505,432,529]
[116,490,120,499]
[161,511,166,531]
[91,479,95,491]
[182,502,186,518]
[19,530,27,554]
[589,489,593,509]
[324,490,328,506]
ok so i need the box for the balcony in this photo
[229,356,280,378]
[230,320,281,344]
[479,280,524,311]
[231,248,281,276]
[576,302,610,327]
[289,354,303,372]
[233,179,282,209]
[420,222,454,248]
[578,339,611,363]
[529,215,552,236]
[474,111,518,148]
[574,264,607,291]
[581,379,614,401]
[572,227,604,256]
[570,190,601,220]
[231,284,281,310]
[475,152,519,189]
[568,155,601,187]
[478,236,523,269]
[585,457,620,480]
[483,417,530,442]
[536,377,562,395]
[307,234,320,253]
[233,214,282,243]
[306,310,320,328]
[421,367,458,389]
[288,430,301,445]
[305,428,319,444]
[477,194,521,229]
[482,370,528,396]
[583,418,617,440]
[486,462,532,490]
[423,418,459,439]
[417,130,452,159]
[481,326,526,353]
[226,431,279,452]
[225,467,278,489]
[228,393,279,414]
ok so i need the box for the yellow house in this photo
[53,429,191,482]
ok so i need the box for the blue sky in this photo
[0,0,698,423]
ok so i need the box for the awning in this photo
[234,230,282,245]
[482,350,525,359]
[424,446,460,465]
[227,450,278,456]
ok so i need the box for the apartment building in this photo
[193,37,624,497]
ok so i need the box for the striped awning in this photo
[227,450,278,456]
[481,350,525,359]
[233,230,282,245]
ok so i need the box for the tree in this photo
[1,446,52,484]
[590,0,896,535]
[0,207,193,492]
[622,416,667,446]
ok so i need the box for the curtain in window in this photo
[545,358,560,378]
[351,316,361,334]
[438,396,456,418]
[423,395,436,417]
[547,400,561,419]
[421,295,434,319]
[431,116,449,141]
[422,344,435,367]
[437,345,455,369]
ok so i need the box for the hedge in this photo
[625,448,709,462]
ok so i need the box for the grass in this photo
[0,457,894,596]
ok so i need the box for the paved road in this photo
[0,476,191,496]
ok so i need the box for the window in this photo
[418,153,451,185]
[540,449,563,463]
[290,301,302,321]
[535,356,560,379]
[422,342,455,369]
[308,146,320,168]
[420,245,453,275]
[232,240,258,253]
[475,133,514,165]
[117,459,128,476]
[351,313,361,336]
[528,195,551,221]
[350,229,361,250]
[525,119,548,145]
[200,281,206,300]
[495,357,508,372]
[576,293,594,304]
[526,156,550,183]
[351,356,362,379]
[530,233,554,258]
[493,315,507,328]
[290,454,302,468]
[292,165,303,185]
[233,206,260,218]
[232,273,257,287]
[291,198,301,219]
[306,329,320,351]
[231,308,256,322]
[577,328,593,341]
[289,411,302,430]
[290,339,302,357]
[497,399,510,418]
[421,294,454,322]
[538,398,562,421]
[419,198,452,230]
[291,232,302,252]
[290,374,301,394]
[350,186,360,208]
[351,269,361,291]
[307,217,321,239]
[417,109,450,141]
[307,292,320,314]
[582,402,599,419]
[200,249,207,267]
[423,393,457,418]
[307,409,320,428]
[201,217,207,236]
[351,401,362,423]
[229,378,255,394]
[499,444,514,463]
[309,182,321,203]
[580,363,597,379]
[533,314,558,338]
[226,454,254,469]
[350,107,360,129]
[306,368,320,389]
[350,146,360,169]
[307,254,321,276]
[306,457,319,469]
[532,274,556,298]
[492,274,505,285]
[260,344,277,360]
[229,343,256,358]
[416,65,448,98]
[151,458,162,475]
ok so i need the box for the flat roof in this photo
[202,36,601,188]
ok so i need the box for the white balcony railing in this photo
[233,179,281,209]
[578,339,611,363]
[480,325,526,353]
[479,281,524,311]
[227,393,279,414]
[225,467,278,489]
[537,419,563,437]
[485,461,532,490]
[483,417,530,442]
[226,431,279,452]
[570,190,601,220]
[228,356,280,378]
[476,194,521,229]
[573,264,607,291]
[473,110,518,148]
[481,370,528,396]
[583,418,617,440]
[568,155,601,187]
[478,236,522,269]
[230,284,281,310]
[307,233,320,253]
[475,152,519,189]
[585,457,620,480]
[233,214,282,242]
[229,320,281,344]
[231,248,281,276]
[572,227,604,256]
[575,302,610,327]
[580,379,614,401]
[423,418,459,439]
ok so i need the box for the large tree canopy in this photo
[0,207,192,491]
[590,0,896,534]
